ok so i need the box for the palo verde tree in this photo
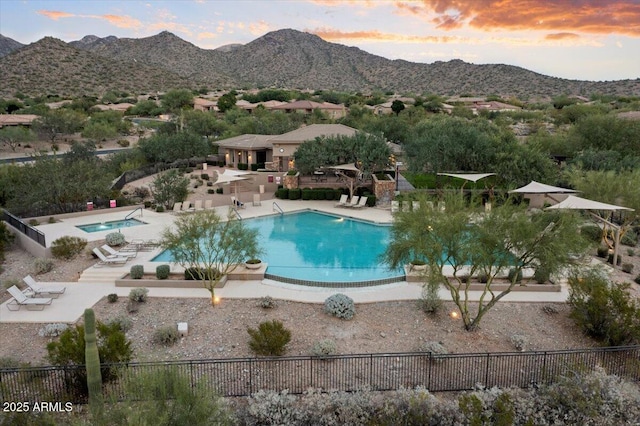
[32,108,86,145]
[160,210,261,305]
[150,169,189,210]
[383,194,590,331]
[294,132,391,199]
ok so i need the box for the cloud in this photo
[37,10,75,20]
[545,33,580,41]
[394,0,640,36]
[37,9,142,29]
[249,20,271,35]
[197,32,217,40]
[148,21,192,36]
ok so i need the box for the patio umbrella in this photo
[546,195,634,266]
[509,181,578,194]
[437,172,495,183]
[213,172,251,204]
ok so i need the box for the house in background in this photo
[93,103,134,112]
[269,100,347,119]
[193,98,217,112]
[216,134,273,169]
[0,114,38,128]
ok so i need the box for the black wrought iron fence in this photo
[1,346,638,404]
[1,209,46,247]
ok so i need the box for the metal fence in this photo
[1,346,638,404]
[2,209,46,247]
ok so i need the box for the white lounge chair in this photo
[172,202,182,212]
[335,194,349,207]
[412,201,420,211]
[93,248,129,266]
[204,199,213,209]
[182,201,192,211]
[347,196,360,208]
[391,200,399,213]
[353,196,368,209]
[6,286,52,311]
[101,244,137,258]
[22,275,65,298]
[194,199,203,211]
[402,201,410,212]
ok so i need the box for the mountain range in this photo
[1,29,638,99]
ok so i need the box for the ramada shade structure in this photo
[437,173,495,183]
[213,170,253,204]
[547,195,634,267]
[509,181,578,194]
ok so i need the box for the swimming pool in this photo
[153,211,404,285]
[76,218,146,233]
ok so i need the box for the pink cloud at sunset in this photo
[37,10,142,29]
[37,10,75,20]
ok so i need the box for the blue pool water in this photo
[153,211,403,283]
[76,218,146,233]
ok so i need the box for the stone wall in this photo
[283,172,300,190]
[372,174,395,207]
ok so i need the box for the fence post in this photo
[485,353,491,388]
[310,356,313,389]
[249,358,253,395]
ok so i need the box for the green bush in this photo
[288,188,301,200]
[238,163,249,170]
[206,181,213,187]
[507,268,523,283]
[105,232,126,246]
[216,187,223,194]
[635,274,640,284]
[275,188,289,199]
[247,320,291,356]
[155,205,165,213]
[130,264,144,279]
[207,188,216,194]
[533,267,551,284]
[622,263,634,273]
[607,253,622,265]
[128,287,148,303]
[301,188,313,200]
[152,325,180,346]
[567,270,640,346]
[184,267,220,281]
[105,315,133,332]
[287,169,298,176]
[50,236,87,259]
[156,264,170,279]
[260,296,276,309]
[33,257,54,275]
[200,173,209,180]
[596,246,608,258]
[419,281,442,314]
[107,293,119,303]
[46,321,132,399]
[628,248,635,257]
[580,225,602,243]
[324,293,356,320]
[251,163,259,171]
[621,230,638,246]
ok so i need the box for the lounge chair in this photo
[181,201,192,211]
[412,201,420,211]
[194,199,203,211]
[335,194,349,207]
[204,199,213,209]
[438,201,446,212]
[92,248,129,266]
[425,201,434,210]
[347,196,360,208]
[172,202,182,212]
[401,201,410,212]
[231,197,245,209]
[391,200,399,213]
[6,285,52,311]
[353,196,368,209]
[22,275,66,298]
[101,244,137,258]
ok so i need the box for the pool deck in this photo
[1,199,570,324]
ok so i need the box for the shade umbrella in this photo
[509,181,578,194]
[213,172,251,205]
[437,172,495,183]
[546,195,634,265]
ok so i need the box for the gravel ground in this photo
[5,242,639,367]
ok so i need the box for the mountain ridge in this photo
[1,29,638,98]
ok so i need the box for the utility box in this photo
[177,322,188,337]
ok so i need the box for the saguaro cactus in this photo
[84,308,103,412]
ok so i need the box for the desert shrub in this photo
[127,300,140,313]
[207,188,215,194]
[48,216,56,223]
[107,293,119,303]
[419,341,448,361]
[243,390,301,425]
[2,277,20,289]
[105,232,126,246]
[33,257,54,275]
[418,280,442,314]
[28,219,39,226]
[311,339,337,357]
[247,320,291,356]
[580,225,602,242]
[607,253,622,265]
[596,246,609,258]
[324,293,356,320]
[509,334,528,352]
[46,321,132,399]
[38,323,69,337]
[622,263,634,273]
[567,269,640,346]
[152,325,180,346]
[130,264,144,279]
[50,236,87,259]
[542,305,559,315]
[635,274,640,284]
[621,230,638,246]
[155,205,165,212]
[128,287,148,303]
[0,356,21,368]
[260,295,276,309]
[0,221,15,262]
[206,181,213,187]
[117,139,130,147]
[216,187,223,194]
[507,268,523,283]
[105,315,133,332]
[628,248,635,256]
[156,264,170,279]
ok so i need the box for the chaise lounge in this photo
[6,285,53,311]
[93,248,129,266]
[22,275,66,298]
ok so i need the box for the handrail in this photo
[124,207,144,221]
[230,207,242,220]
[272,201,284,215]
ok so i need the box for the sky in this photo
[1,0,639,82]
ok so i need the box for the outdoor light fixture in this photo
[450,311,459,319]
[214,296,221,305]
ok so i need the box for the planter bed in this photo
[405,271,561,292]
[116,273,228,288]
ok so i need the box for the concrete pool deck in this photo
[1,199,570,324]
